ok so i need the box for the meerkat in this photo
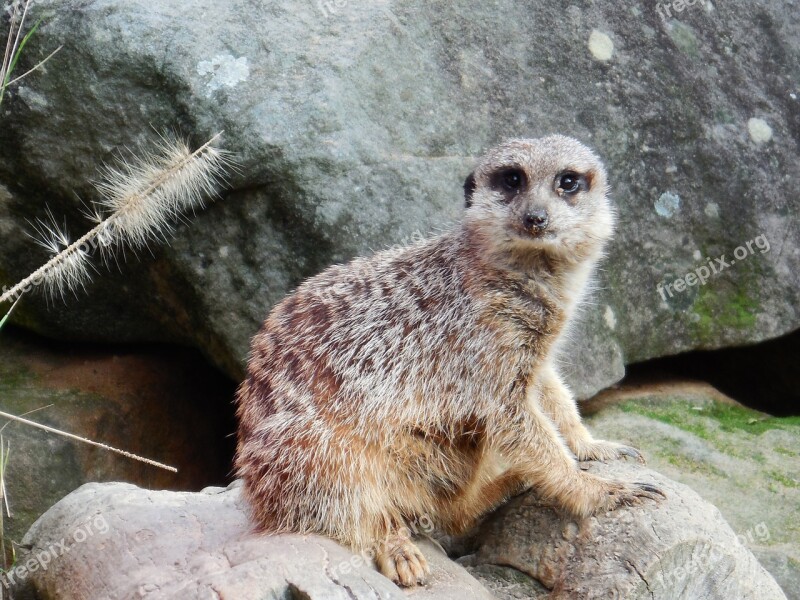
[235,135,664,587]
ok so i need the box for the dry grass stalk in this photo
[0,411,177,472]
[1,0,61,109]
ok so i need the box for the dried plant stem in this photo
[0,296,21,330]
[0,132,226,305]
[1,0,30,81]
[0,436,11,598]
[0,410,177,472]
[0,437,8,517]
[3,43,62,89]
[1,0,61,110]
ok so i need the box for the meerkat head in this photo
[462,135,615,266]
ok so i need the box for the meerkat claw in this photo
[618,445,646,464]
[634,482,667,498]
[577,440,646,464]
[587,477,667,513]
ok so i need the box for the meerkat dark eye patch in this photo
[463,172,477,208]
[555,171,588,196]
[489,167,527,201]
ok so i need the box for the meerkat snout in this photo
[523,207,549,235]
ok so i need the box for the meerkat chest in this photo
[479,277,566,351]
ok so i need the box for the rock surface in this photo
[456,461,787,599]
[14,481,493,600]
[0,329,235,545]
[1,0,798,396]
[583,381,800,599]
[15,463,786,599]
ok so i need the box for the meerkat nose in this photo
[523,208,549,233]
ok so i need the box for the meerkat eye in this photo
[556,171,586,195]
[502,170,523,190]
[489,167,527,202]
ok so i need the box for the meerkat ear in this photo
[463,172,477,208]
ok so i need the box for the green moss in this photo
[767,471,800,489]
[713,108,736,125]
[619,397,800,439]
[775,447,798,457]
[0,357,34,391]
[668,22,701,58]
[701,403,799,435]
[692,287,758,341]
[620,396,711,439]
[619,395,800,465]
[659,448,725,477]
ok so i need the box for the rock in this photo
[459,564,548,599]
[0,328,235,545]
[583,381,800,599]
[452,461,787,600]
[13,481,494,600]
[16,462,787,599]
[1,0,798,396]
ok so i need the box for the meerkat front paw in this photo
[594,478,665,514]
[375,535,430,587]
[562,472,665,518]
[575,439,646,464]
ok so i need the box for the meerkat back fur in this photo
[235,135,663,587]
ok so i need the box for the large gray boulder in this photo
[1,0,798,395]
[15,464,786,599]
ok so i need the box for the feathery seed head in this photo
[94,135,229,250]
[1,133,230,305]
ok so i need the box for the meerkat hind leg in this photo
[374,529,430,587]
[437,452,528,534]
